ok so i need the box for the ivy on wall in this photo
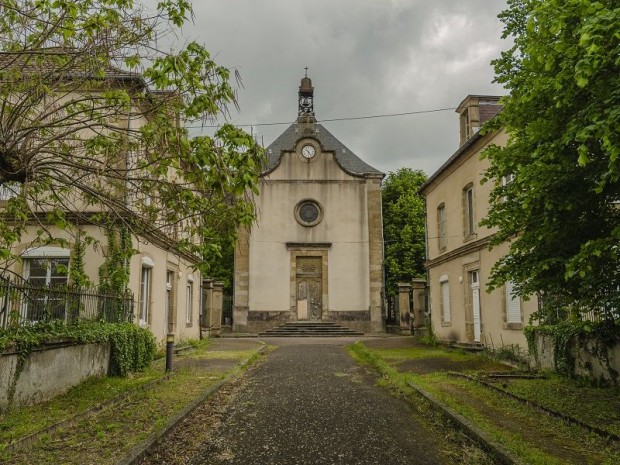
[0,321,157,407]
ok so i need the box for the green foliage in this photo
[481,0,620,320]
[69,230,92,288]
[525,320,620,380]
[0,321,156,379]
[98,224,133,295]
[382,168,428,296]
[0,1,264,274]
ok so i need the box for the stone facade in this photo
[420,95,538,349]
[233,77,385,333]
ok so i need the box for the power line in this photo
[186,106,456,129]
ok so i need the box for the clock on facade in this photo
[301,144,316,159]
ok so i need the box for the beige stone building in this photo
[420,95,537,349]
[0,57,201,344]
[233,76,385,333]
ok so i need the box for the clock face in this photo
[301,144,316,159]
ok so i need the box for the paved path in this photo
[188,338,448,465]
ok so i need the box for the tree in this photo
[0,0,263,275]
[382,168,427,297]
[481,0,620,322]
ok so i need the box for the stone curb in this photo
[406,380,526,465]
[117,343,267,465]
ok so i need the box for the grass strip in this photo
[0,343,264,464]
[119,343,267,465]
[405,379,524,465]
[2,371,172,454]
[448,372,620,441]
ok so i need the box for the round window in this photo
[295,200,323,227]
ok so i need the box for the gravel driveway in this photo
[188,338,448,465]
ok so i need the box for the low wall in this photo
[531,333,620,383]
[0,342,110,410]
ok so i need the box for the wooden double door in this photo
[296,257,322,320]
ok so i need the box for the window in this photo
[437,203,447,251]
[139,266,152,326]
[0,182,20,201]
[505,281,522,326]
[165,270,176,334]
[186,275,194,324]
[463,184,475,237]
[439,275,451,324]
[21,247,70,321]
[294,199,323,227]
[502,173,516,185]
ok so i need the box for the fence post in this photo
[398,283,412,335]
[411,279,427,335]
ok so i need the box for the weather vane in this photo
[304,66,308,77]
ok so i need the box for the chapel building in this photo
[233,76,385,334]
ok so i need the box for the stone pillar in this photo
[211,281,224,337]
[202,278,214,338]
[411,279,427,335]
[398,283,412,334]
[367,178,385,333]
[233,226,250,332]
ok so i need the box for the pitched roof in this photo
[263,122,384,178]
[0,48,146,87]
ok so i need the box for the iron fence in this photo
[222,295,233,326]
[0,276,134,329]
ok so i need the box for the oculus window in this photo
[295,200,323,227]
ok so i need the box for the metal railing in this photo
[222,295,233,326]
[0,276,134,329]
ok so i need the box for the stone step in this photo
[259,321,364,337]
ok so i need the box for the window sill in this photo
[441,321,452,327]
[463,233,477,243]
[504,322,523,330]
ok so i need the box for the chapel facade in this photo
[233,76,385,334]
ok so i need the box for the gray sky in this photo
[179,0,508,177]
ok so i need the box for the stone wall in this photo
[530,333,620,384]
[0,342,110,410]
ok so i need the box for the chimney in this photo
[456,95,502,146]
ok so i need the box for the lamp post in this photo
[165,333,175,373]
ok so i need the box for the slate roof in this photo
[263,122,384,178]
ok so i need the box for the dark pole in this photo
[165,333,175,372]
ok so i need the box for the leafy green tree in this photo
[481,0,620,321]
[382,168,427,297]
[0,0,263,276]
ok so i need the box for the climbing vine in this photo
[69,230,92,288]
[98,224,134,295]
[0,321,157,407]
[526,320,620,382]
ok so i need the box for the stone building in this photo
[233,76,385,333]
[419,95,538,348]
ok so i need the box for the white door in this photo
[470,271,481,342]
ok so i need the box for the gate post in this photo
[398,283,412,335]
[411,279,427,335]
[211,281,224,337]
[202,278,214,338]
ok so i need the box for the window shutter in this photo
[441,281,451,323]
[505,281,521,324]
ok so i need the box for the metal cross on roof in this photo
[304,66,308,77]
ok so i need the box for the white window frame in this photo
[439,274,451,324]
[139,258,153,327]
[437,203,447,251]
[464,185,475,237]
[21,247,71,322]
[186,275,194,324]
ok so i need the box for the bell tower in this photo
[297,67,315,123]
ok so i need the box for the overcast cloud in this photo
[178,0,509,177]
